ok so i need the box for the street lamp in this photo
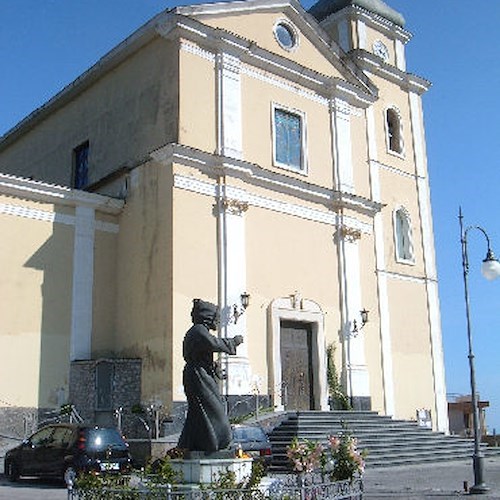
[459,207,500,494]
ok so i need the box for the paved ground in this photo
[1,456,500,498]
[363,455,500,499]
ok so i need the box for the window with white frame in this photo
[394,207,414,263]
[386,107,404,155]
[273,105,306,173]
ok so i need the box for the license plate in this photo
[100,462,120,471]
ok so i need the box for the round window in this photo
[275,22,296,50]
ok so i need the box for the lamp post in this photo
[459,207,500,494]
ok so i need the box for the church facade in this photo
[0,0,448,435]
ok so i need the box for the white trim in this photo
[0,202,119,233]
[173,173,372,234]
[377,269,431,285]
[268,297,328,411]
[70,206,95,361]
[372,159,417,180]
[0,173,123,213]
[271,103,308,175]
[356,20,367,50]
[367,107,395,417]
[395,39,406,72]
[243,65,329,107]
[331,99,354,193]
[217,52,243,159]
[410,91,448,433]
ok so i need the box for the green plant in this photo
[326,343,351,410]
[145,455,182,484]
[286,437,324,473]
[326,430,367,482]
[286,428,367,483]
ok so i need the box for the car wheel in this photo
[5,460,20,482]
[63,465,77,486]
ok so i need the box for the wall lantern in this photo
[232,292,250,324]
[352,308,369,335]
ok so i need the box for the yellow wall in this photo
[0,198,73,408]
[388,278,435,420]
[115,161,174,407]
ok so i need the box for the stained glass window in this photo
[274,108,303,171]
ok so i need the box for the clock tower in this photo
[308,0,410,70]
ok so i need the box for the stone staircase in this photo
[268,411,500,470]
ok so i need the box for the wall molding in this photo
[174,173,372,235]
[0,202,119,233]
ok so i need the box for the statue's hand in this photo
[233,335,244,346]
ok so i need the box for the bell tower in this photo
[308,0,409,70]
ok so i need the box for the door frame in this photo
[268,296,328,411]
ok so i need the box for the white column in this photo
[216,52,242,159]
[366,106,396,417]
[331,99,370,406]
[410,92,449,433]
[70,205,95,361]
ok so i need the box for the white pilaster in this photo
[395,39,406,72]
[217,52,243,159]
[367,106,396,417]
[331,99,354,193]
[338,229,371,403]
[70,206,95,361]
[410,92,449,433]
[356,20,367,50]
[217,184,251,395]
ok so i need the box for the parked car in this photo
[232,424,272,466]
[4,424,131,482]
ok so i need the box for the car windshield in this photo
[85,429,126,450]
[233,426,266,442]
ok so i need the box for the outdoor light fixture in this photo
[352,308,369,335]
[459,207,500,494]
[232,292,250,324]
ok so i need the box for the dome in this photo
[308,0,405,28]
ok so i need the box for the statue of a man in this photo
[177,299,243,452]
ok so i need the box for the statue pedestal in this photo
[171,456,253,484]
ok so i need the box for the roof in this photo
[308,0,405,27]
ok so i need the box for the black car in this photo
[4,424,131,481]
[232,425,273,466]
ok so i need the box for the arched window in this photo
[394,208,414,263]
[386,108,403,155]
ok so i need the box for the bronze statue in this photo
[177,299,243,452]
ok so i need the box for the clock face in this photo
[373,40,389,62]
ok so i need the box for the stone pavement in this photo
[363,455,500,499]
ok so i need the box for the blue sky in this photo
[2,1,500,431]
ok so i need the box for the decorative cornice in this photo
[152,143,382,220]
[0,173,124,214]
[174,172,372,235]
[347,49,431,95]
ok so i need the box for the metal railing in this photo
[68,476,363,499]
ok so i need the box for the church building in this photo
[0,0,449,436]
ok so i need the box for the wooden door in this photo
[280,321,314,411]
